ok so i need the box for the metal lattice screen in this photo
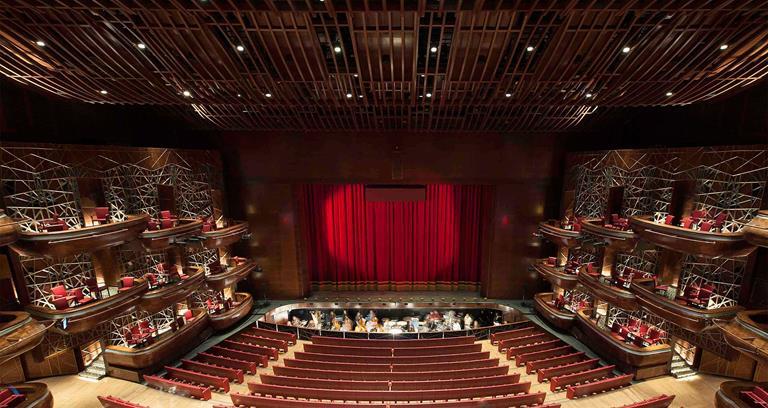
[18,253,95,308]
[107,307,176,347]
[679,255,746,309]
[615,249,659,277]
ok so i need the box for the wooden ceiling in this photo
[1,1,767,132]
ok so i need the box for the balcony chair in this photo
[713,213,727,231]
[118,277,134,292]
[147,219,159,230]
[144,273,158,288]
[208,262,224,274]
[680,284,700,304]
[123,330,140,346]
[664,215,675,225]
[699,221,714,232]
[70,287,93,305]
[680,216,694,229]
[584,262,598,277]
[202,221,213,232]
[183,309,195,322]
[692,209,707,222]
[691,284,715,308]
[160,210,178,221]
[50,284,76,303]
[129,326,149,346]
[546,257,557,266]
[51,297,70,310]
[160,219,175,229]
[572,222,582,232]
[139,320,156,337]
[177,269,189,280]
[85,277,104,300]
[91,207,110,225]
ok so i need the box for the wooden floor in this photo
[41,338,726,408]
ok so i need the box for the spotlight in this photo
[334,46,342,53]
[719,44,728,50]
[137,43,146,50]
[265,93,272,98]
[237,93,242,97]
[236,45,245,52]
[35,40,46,47]
[526,46,534,52]
[99,90,108,95]
[430,46,438,53]
[622,46,631,53]
[358,95,363,98]
[505,93,512,98]
[353,74,359,77]
[666,91,673,97]
[585,93,593,98]
[182,90,191,97]
[346,93,352,98]
[426,93,432,98]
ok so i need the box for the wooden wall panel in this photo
[698,349,757,381]
[0,358,26,383]
[22,348,79,379]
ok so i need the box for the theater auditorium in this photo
[0,2,767,408]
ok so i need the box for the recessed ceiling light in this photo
[353,74,359,78]
[622,46,631,53]
[237,93,242,97]
[526,46,534,52]
[719,44,728,50]
[666,91,673,97]
[265,93,272,98]
[426,93,432,98]
[99,90,108,95]
[236,45,245,52]
[505,93,512,98]
[35,40,46,47]
[430,46,438,53]
[585,93,593,98]
[420,74,425,78]
[137,43,146,50]
[358,95,363,98]
[346,93,352,98]
[334,46,342,53]
[182,90,191,97]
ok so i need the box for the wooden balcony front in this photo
[532,259,577,290]
[577,270,638,311]
[538,220,582,248]
[573,309,671,380]
[0,312,48,365]
[630,215,754,257]
[581,219,638,251]
[533,292,576,331]
[205,260,257,291]
[716,381,768,408]
[140,268,205,313]
[3,383,53,408]
[630,279,741,332]
[15,214,149,259]
[202,220,248,249]
[104,309,210,382]
[717,310,768,366]
[139,219,204,251]
[210,293,254,331]
[744,210,768,248]
[0,210,18,247]
[25,281,148,334]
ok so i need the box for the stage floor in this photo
[38,294,727,407]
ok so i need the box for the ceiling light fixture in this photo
[719,44,728,50]
[182,90,191,97]
[585,93,593,98]
[334,46,342,53]
[505,93,512,97]
[265,93,272,98]
[236,45,245,52]
[137,43,146,50]
[430,46,438,53]
[99,90,108,95]
[666,91,673,97]
[526,46,534,52]
[426,93,432,98]
[358,95,363,98]
[346,93,352,98]
[622,46,631,53]
[35,40,46,47]
[237,94,242,97]
[353,74,359,77]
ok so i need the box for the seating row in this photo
[272,365,511,381]
[310,335,475,348]
[225,392,552,407]
[248,326,297,344]
[565,374,634,399]
[284,357,500,372]
[97,395,149,408]
[537,358,601,382]
[303,342,482,357]
[294,350,490,364]
[0,388,24,407]
[615,394,675,408]
[144,375,211,400]
[259,373,523,391]
[741,386,768,407]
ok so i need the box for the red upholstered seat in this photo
[160,219,174,229]
[92,206,110,224]
[664,214,675,225]
[160,210,173,219]
[699,221,713,232]
[70,287,93,305]
[52,296,70,310]
[119,277,134,292]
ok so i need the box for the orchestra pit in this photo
[1,1,768,408]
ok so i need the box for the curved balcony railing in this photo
[716,381,768,408]
[14,214,149,258]
[0,210,18,247]
[537,220,583,248]
[630,215,753,257]
[210,292,254,331]
[0,312,50,365]
[140,268,205,313]
[533,292,576,331]
[574,309,671,380]
[532,259,577,290]
[205,260,257,291]
[201,220,248,249]
[25,282,148,334]
[0,383,52,408]
[577,269,638,311]
[139,219,204,251]
[744,210,768,248]
[581,219,638,251]
[630,278,741,331]
[715,310,768,366]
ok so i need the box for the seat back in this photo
[121,277,134,288]
[160,219,174,229]
[94,207,110,219]
[700,221,713,232]
[160,210,172,219]
[52,297,70,310]
[50,284,68,298]
[664,214,675,225]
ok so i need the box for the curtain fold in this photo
[299,184,493,291]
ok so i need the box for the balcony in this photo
[139,219,204,251]
[1,383,52,408]
[15,214,149,259]
[630,215,753,257]
[630,278,741,331]
[0,312,48,365]
[744,210,768,248]
[581,219,638,251]
[577,269,638,311]
[0,210,18,247]
[538,219,582,248]
[717,310,768,366]
[140,268,205,313]
[533,293,575,331]
[25,281,148,334]
[205,259,258,291]
[104,309,210,382]
[210,292,254,331]
[716,381,768,408]
[201,219,248,249]
[532,259,577,290]
[573,309,671,380]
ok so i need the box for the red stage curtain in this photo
[299,184,494,291]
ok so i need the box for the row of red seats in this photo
[97,395,148,408]
[603,214,631,231]
[49,283,94,310]
[611,320,666,347]
[304,342,482,357]
[677,283,717,309]
[496,326,549,351]
[615,394,675,407]
[225,392,552,407]
[663,211,727,232]
[122,320,157,347]
[294,350,490,364]
[741,386,768,407]
[0,388,24,408]
[613,267,654,289]
[146,210,179,230]
[273,365,511,381]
